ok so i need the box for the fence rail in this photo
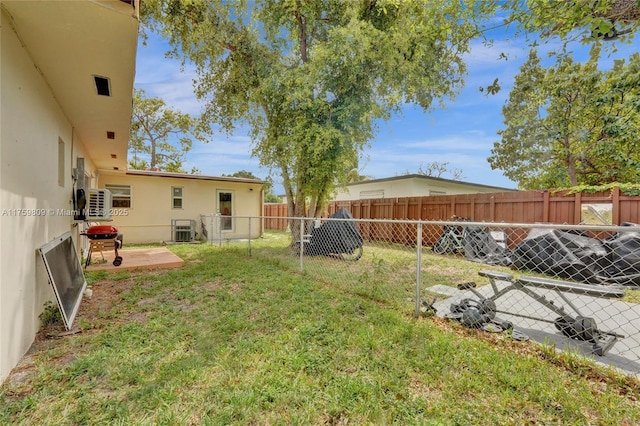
[265,187,640,227]
[223,215,640,376]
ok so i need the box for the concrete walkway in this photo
[429,279,640,377]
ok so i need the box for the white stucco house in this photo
[334,174,517,201]
[1,0,140,382]
[97,170,264,244]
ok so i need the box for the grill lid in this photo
[86,225,118,235]
[84,225,119,239]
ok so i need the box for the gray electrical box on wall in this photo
[74,157,86,191]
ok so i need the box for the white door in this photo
[217,190,233,232]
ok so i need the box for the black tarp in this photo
[305,208,364,256]
[512,229,607,283]
[512,225,640,286]
[431,220,640,286]
[462,226,512,266]
[599,224,640,285]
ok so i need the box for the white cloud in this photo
[362,149,515,189]
[183,133,270,178]
[464,38,527,68]
[395,133,495,152]
[134,36,204,116]
[190,135,253,156]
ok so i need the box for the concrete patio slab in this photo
[428,280,640,377]
[84,247,184,272]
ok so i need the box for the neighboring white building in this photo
[334,174,517,201]
[1,0,139,382]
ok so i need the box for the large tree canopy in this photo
[138,0,639,213]
[222,170,281,201]
[488,47,640,189]
[141,0,497,219]
[129,88,209,173]
[505,0,640,41]
[487,1,640,189]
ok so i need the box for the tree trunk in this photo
[286,188,308,246]
[564,136,578,186]
[150,141,157,169]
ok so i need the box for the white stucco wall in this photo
[97,172,264,244]
[334,176,515,201]
[0,12,96,382]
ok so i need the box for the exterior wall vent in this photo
[94,75,111,96]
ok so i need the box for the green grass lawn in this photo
[1,233,639,424]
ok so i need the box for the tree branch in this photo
[294,8,308,63]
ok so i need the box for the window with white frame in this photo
[172,187,183,209]
[105,184,131,208]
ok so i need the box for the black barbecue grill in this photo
[81,225,123,268]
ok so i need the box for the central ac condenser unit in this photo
[172,219,196,242]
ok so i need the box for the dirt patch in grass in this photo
[4,353,38,388]
[408,375,444,402]
[81,279,138,318]
[201,280,224,292]
[4,275,148,387]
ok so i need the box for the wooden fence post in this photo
[489,196,495,222]
[574,192,582,224]
[612,186,621,225]
[543,191,550,223]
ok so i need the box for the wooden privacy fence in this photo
[328,188,639,224]
[265,188,640,225]
[264,188,640,246]
[263,203,289,231]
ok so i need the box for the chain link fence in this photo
[210,214,640,375]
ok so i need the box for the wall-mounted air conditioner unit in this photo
[87,189,112,221]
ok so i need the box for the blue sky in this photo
[133,19,638,194]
